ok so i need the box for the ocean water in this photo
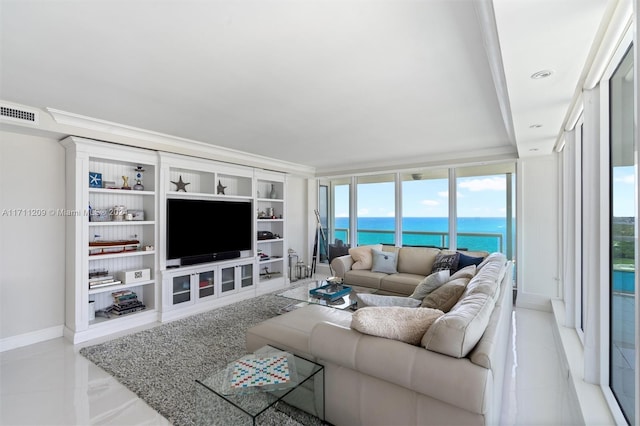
[334,217,514,254]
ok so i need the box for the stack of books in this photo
[88,269,121,289]
[108,290,145,316]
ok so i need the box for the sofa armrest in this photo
[330,254,354,278]
[310,322,492,415]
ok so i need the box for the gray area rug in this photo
[80,278,327,426]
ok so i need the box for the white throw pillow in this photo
[371,248,398,274]
[351,306,444,345]
[356,293,422,308]
[409,270,450,300]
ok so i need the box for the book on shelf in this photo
[89,280,122,289]
[89,275,114,283]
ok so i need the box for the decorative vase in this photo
[270,184,277,199]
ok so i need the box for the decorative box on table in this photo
[309,282,352,301]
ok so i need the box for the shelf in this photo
[259,258,284,265]
[88,249,155,260]
[89,308,154,326]
[257,197,284,202]
[89,221,155,227]
[257,218,284,222]
[257,238,284,244]
[88,280,154,295]
[166,191,252,201]
[89,188,155,196]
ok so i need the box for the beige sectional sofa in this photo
[330,244,490,295]
[246,251,513,425]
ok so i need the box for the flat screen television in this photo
[166,198,253,266]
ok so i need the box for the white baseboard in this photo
[0,325,63,352]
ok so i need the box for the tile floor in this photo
[1,308,570,426]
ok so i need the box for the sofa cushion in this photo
[344,269,387,289]
[421,277,471,312]
[409,270,451,300]
[456,252,484,270]
[351,306,443,345]
[371,248,398,274]
[379,273,425,295]
[431,252,460,273]
[349,244,383,270]
[397,246,440,275]
[421,292,496,358]
[356,293,422,308]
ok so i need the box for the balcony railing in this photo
[334,228,504,253]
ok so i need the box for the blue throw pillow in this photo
[457,252,485,270]
[371,248,398,274]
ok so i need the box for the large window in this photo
[324,164,516,258]
[456,164,515,255]
[608,45,635,425]
[400,169,449,248]
[356,174,396,245]
[331,178,351,245]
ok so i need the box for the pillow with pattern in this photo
[431,252,460,273]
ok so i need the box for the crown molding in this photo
[46,108,316,177]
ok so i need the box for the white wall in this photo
[516,154,561,311]
[0,128,309,346]
[0,131,66,341]
[285,175,309,277]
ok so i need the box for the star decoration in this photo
[171,175,190,192]
[217,180,227,195]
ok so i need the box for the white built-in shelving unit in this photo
[61,136,159,343]
[62,140,289,340]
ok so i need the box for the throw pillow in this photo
[351,306,444,345]
[409,270,451,300]
[431,252,460,273]
[356,293,422,308]
[349,244,382,270]
[457,252,485,270]
[421,277,471,312]
[449,264,477,280]
[371,248,398,274]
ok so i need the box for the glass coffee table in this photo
[277,280,378,312]
[195,345,324,425]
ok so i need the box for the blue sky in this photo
[335,170,636,218]
[335,175,512,218]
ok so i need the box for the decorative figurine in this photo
[217,180,227,195]
[133,166,145,191]
[171,175,190,192]
[121,176,131,190]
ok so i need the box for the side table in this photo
[195,346,324,425]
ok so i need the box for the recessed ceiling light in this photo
[530,70,553,79]
[529,124,543,128]
[529,148,539,152]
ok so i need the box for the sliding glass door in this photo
[608,44,635,425]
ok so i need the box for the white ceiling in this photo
[0,0,612,175]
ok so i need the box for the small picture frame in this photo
[89,172,103,188]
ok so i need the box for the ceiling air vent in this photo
[0,104,40,126]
